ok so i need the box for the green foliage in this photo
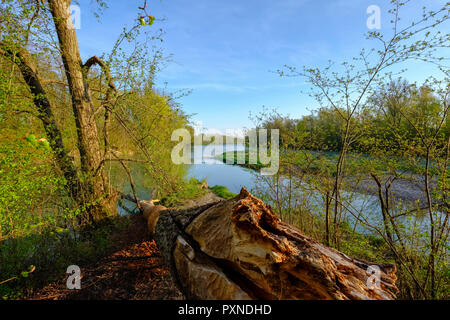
[0,215,130,300]
[0,0,448,301]
[0,0,190,298]
[210,185,237,200]
[252,76,449,299]
[219,151,265,171]
[259,82,448,159]
[0,139,105,299]
[160,178,207,207]
[138,0,155,26]
[101,82,192,200]
[0,139,68,239]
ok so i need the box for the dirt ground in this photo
[25,192,223,300]
[25,214,184,300]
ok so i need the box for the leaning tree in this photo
[0,0,158,223]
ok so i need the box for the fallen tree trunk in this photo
[141,188,398,300]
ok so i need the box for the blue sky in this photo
[75,0,449,132]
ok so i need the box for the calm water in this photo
[187,144,257,193]
[186,145,435,236]
[118,145,435,237]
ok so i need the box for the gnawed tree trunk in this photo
[143,188,398,300]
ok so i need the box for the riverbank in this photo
[218,149,438,205]
[351,175,437,205]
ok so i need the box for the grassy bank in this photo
[209,185,237,199]
[219,148,442,177]
[218,150,265,171]
[160,178,208,207]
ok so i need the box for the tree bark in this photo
[144,188,398,300]
[48,0,115,221]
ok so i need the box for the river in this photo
[118,145,435,237]
[187,144,257,194]
[186,145,435,236]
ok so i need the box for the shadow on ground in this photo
[24,215,183,300]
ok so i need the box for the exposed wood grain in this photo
[144,188,398,300]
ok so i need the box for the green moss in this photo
[210,185,238,199]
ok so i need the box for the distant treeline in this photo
[192,134,246,145]
[255,79,449,156]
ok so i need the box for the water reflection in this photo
[187,145,437,236]
[188,144,258,193]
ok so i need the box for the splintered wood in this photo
[142,188,398,300]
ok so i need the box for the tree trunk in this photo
[0,43,80,199]
[48,0,115,221]
[144,188,398,300]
